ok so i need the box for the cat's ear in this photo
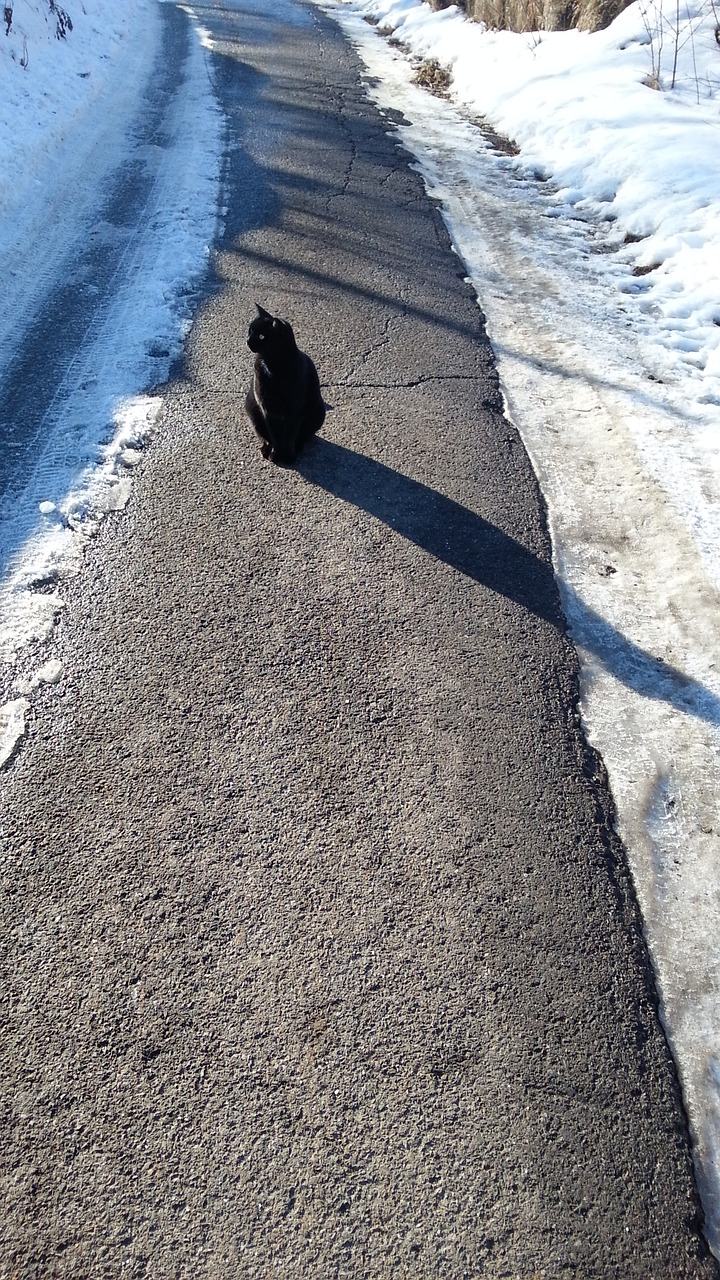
[256,303,272,320]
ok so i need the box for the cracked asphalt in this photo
[1,0,718,1276]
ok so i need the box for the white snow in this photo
[316,0,720,1255]
[0,0,161,383]
[0,696,30,769]
[0,0,223,760]
[0,394,164,666]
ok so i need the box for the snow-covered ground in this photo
[1,0,720,1258]
[314,0,720,1254]
[0,0,222,759]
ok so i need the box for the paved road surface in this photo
[1,1,717,1276]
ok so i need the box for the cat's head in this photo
[247,304,294,354]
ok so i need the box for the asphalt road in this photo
[1,1,717,1276]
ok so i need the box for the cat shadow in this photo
[297,438,720,727]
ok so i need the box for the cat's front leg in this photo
[245,388,273,456]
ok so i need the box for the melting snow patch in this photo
[18,659,64,695]
[0,697,31,770]
[0,394,162,693]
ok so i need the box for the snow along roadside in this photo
[0,2,224,766]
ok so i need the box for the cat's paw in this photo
[260,442,272,459]
[271,449,297,468]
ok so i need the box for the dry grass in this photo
[466,0,632,30]
[412,57,453,95]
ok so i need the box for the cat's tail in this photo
[301,399,327,442]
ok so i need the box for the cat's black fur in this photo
[244,304,326,465]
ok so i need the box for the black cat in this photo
[244,304,326,466]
